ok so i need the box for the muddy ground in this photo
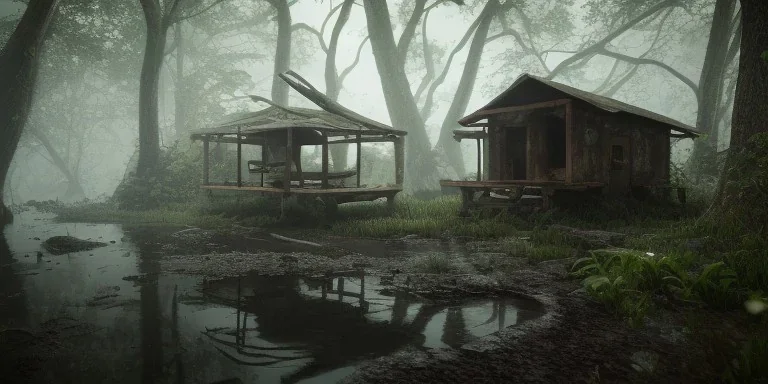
[128,226,736,383]
[1,218,745,384]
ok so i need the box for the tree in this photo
[0,0,60,225]
[292,0,368,171]
[362,0,441,190]
[265,0,293,106]
[709,0,768,230]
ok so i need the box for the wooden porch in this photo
[439,179,605,216]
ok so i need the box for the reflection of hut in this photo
[201,272,419,384]
[190,71,406,213]
[440,73,699,215]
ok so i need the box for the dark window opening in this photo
[545,116,566,169]
[611,145,625,171]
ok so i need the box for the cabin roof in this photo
[191,71,406,139]
[459,73,699,138]
[191,104,404,138]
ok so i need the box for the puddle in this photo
[0,209,544,383]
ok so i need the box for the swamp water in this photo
[1,210,544,383]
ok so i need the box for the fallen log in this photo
[269,233,322,247]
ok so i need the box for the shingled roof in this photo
[459,73,699,138]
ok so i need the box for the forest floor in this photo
[3,197,766,383]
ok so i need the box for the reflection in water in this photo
[200,271,544,383]
[2,211,545,384]
[0,232,28,329]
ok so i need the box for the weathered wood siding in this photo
[628,118,670,186]
[570,102,608,183]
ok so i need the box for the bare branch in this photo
[320,2,345,40]
[338,35,370,85]
[597,48,698,94]
[172,0,231,24]
[292,23,328,53]
[397,0,427,65]
[547,0,681,79]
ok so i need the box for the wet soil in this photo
[0,209,740,383]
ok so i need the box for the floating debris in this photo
[41,236,108,255]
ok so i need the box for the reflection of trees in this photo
[0,233,28,328]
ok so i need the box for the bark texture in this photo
[0,0,60,226]
[137,0,168,179]
[174,21,187,139]
[711,0,768,219]
[268,0,292,106]
[325,0,354,172]
[363,0,439,190]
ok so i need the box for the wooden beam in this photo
[284,127,292,193]
[439,179,604,188]
[356,133,362,188]
[202,137,209,185]
[331,136,397,144]
[565,102,573,183]
[260,140,266,187]
[321,132,329,188]
[459,99,572,126]
[236,127,242,188]
[475,138,481,181]
[394,136,404,185]
[200,184,402,195]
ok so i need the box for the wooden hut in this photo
[190,71,406,213]
[439,73,699,215]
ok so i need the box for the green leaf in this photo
[762,51,768,62]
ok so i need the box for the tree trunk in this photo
[326,0,354,172]
[689,0,737,176]
[0,0,60,226]
[435,0,499,179]
[362,0,439,190]
[31,128,86,201]
[269,0,292,106]
[710,0,768,222]
[174,21,187,140]
[137,0,168,179]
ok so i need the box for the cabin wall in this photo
[570,103,608,183]
[628,118,671,186]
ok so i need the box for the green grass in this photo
[331,195,525,239]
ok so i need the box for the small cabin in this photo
[440,73,699,214]
[190,71,406,215]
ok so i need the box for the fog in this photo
[1,0,728,202]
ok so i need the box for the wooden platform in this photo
[439,179,604,215]
[201,184,402,207]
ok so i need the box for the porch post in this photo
[236,128,242,187]
[321,132,329,189]
[284,127,292,193]
[356,133,362,188]
[482,128,489,180]
[260,138,266,187]
[202,136,209,185]
[565,101,573,183]
[394,136,404,185]
[476,138,482,181]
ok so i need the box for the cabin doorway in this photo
[609,137,631,194]
[504,127,527,180]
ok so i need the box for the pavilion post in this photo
[482,128,489,180]
[202,137,209,185]
[260,139,266,187]
[565,101,573,183]
[321,132,329,189]
[356,133,362,188]
[284,127,292,193]
[476,138,482,181]
[394,136,404,185]
[236,127,242,187]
